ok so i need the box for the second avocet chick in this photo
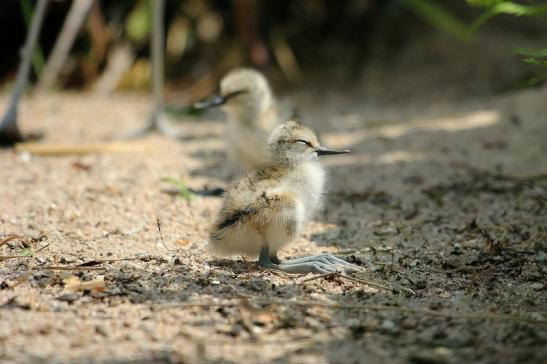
[194,68,282,171]
[208,120,359,274]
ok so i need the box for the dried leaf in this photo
[71,161,92,171]
[64,275,106,292]
[175,239,192,248]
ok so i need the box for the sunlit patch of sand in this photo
[323,110,499,147]
[323,150,425,167]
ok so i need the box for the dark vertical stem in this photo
[151,0,165,123]
[0,0,49,144]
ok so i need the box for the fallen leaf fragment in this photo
[175,239,192,248]
[64,275,106,292]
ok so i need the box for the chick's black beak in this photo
[315,146,350,156]
[193,90,248,109]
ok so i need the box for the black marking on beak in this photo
[193,90,248,109]
[315,146,350,156]
[193,96,225,109]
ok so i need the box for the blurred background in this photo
[1,0,547,107]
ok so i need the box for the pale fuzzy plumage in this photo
[209,121,326,257]
[219,68,281,171]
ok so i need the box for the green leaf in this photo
[514,48,547,58]
[161,176,181,185]
[470,2,547,33]
[466,0,507,8]
[21,248,33,257]
[523,58,547,66]
[404,0,472,42]
[161,176,195,202]
[514,48,547,89]
[517,72,547,88]
[126,0,152,44]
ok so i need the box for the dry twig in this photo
[78,256,146,266]
[300,272,411,295]
[156,218,177,252]
[15,141,155,156]
[150,299,546,325]
[301,273,335,283]
[0,242,49,262]
[335,273,394,293]
[43,266,106,271]
[0,235,25,247]
[0,255,28,262]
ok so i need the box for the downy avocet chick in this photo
[208,120,359,273]
[194,68,283,171]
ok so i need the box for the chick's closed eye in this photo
[295,139,312,147]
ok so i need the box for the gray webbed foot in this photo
[283,253,362,273]
[260,248,361,274]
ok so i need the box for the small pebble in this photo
[55,293,80,303]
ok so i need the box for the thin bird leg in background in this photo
[150,0,165,133]
[0,0,49,146]
[259,246,355,274]
[124,0,181,139]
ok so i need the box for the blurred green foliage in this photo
[4,0,547,91]
[515,47,547,86]
[404,0,472,42]
[161,176,194,202]
[468,1,547,33]
[406,0,547,86]
[406,0,547,40]
[126,0,151,45]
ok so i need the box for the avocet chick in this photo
[208,120,359,273]
[194,68,283,171]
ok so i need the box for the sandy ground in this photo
[0,78,546,364]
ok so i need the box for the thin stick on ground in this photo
[300,272,401,294]
[77,256,149,266]
[43,266,106,271]
[149,299,547,326]
[0,242,49,262]
[156,218,178,252]
[301,273,335,283]
[15,141,155,156]
[0,235,25,247]
[0,255,28,262]
[334,273,394,293]
[34,243,50,253]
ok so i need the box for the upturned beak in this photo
[193,90,248,109]
[315,146,350,156]
[193,95,226,109]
